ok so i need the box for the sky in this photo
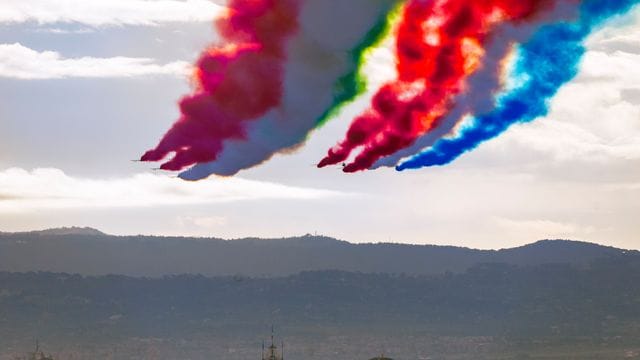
[0,0,639,249]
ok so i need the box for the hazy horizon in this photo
[2,225,638,251]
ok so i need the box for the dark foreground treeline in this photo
[2,254,640,344]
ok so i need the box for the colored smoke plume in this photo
[141,0,639,178]
[179,0,397,179]
[141,0,300,171]
[318,0,568,172]
[398,0,640,170]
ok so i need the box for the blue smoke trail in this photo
[396,0,640,171]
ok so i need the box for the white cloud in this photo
[492,217,593,240]
[31,27,96,34]
[493,115,640,163]
[176,215,228,228]
[580,50,640,85]
[0,0,223,27]
[0,43,190,79]
[484,20,640,164]
[587,6,640,53]
[459,8,640,171]
[603,182,640,191]
[0,168,346,213]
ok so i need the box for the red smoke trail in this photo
[318,0,557,172]
[141,0,299,172]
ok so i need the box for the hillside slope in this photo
[0,229,632,277]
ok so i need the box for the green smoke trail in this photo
[314,1,403,127]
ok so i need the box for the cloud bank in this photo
[485,45,640,163]
[0,43,189,79]
[0,168,345,213]
[0,0,223,26]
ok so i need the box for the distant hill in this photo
[17,226,106,236]
[0,229,634,277]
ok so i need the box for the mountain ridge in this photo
[4,227,630,252]
[3,226,106,236]
[1,229,636,277]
